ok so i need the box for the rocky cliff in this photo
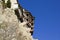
[0,0,34,40]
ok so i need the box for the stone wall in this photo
[0,0,34,40]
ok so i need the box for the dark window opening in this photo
[19,18,23,22]
[31,27,33,29]
[26,14,29,16]
[30,31,33,35]
[31,23,33,26]
[27,24,31,28]
[26,19,28,21]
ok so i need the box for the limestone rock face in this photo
[0,0,34,40]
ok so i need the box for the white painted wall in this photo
[5,0,8,3]
[10,0,18,10]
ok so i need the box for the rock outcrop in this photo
[0,0,34,40]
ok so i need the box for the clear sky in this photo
[18,0,60,40]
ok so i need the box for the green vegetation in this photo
[2,0,11,9]
[2,0,6,9]
[6,0,11,8]
[2,0,5,3]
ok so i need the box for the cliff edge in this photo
[0,0,34,40]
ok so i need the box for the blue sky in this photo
[18,0,60,40]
